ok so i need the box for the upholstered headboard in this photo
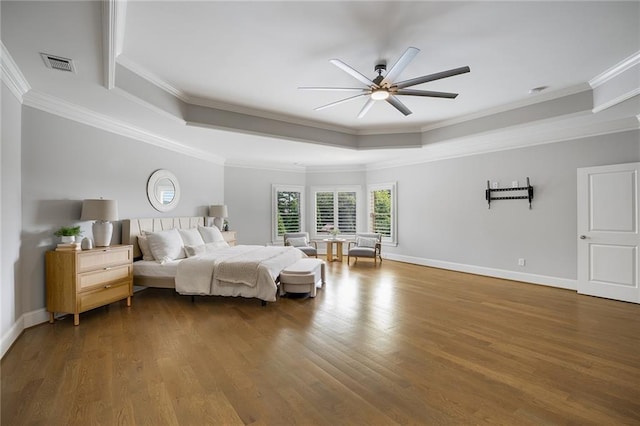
[122,216,205,258]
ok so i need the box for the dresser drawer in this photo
[78,248,132,272]
[79,281,130,312]
[78,264,131,290]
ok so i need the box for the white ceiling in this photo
[2,1,639,169]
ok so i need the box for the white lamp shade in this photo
[81,199,118,221]
[209,205,228,218]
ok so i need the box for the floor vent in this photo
[40,53,76,73]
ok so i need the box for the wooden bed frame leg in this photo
[261,300,267,307]
[191,295,195,303]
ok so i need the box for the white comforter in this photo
[175,245,304,301]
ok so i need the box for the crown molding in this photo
[22,90,225,165]
[420,83,591,133]
[366,115,639,171]
[117,55,190,102]
[589,50,640,88]
[224,159,307,173]
[306,164,367,173]
[0,42,31,102]
[593,88,640,114]
[102,0,128,90]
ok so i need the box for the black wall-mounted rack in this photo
[485,177,534,209]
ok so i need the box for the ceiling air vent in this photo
[40,53,76,73]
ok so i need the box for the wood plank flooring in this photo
[2,260,640,425]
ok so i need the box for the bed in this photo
[121,217,305,303]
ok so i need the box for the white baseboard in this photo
[384,253,577,291]
[1,308,49,359]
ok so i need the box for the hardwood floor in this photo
[3,260,640,425]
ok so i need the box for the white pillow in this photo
[137,234,155,261]
[287,236,308,247]
[184,241,230,257]
[198,225,225,243]
[178,228,205,246]
[357,237,378,248]
[146,228,186,263]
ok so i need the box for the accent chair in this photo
[347,233,382,265]
[284,232,318,258]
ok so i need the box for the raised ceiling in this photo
[2,1,639,169]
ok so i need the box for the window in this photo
[272,185,305,243]
[368,183,397,245]
[312,187,359,238]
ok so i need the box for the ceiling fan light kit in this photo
[300,47,470,118]
[371,89,389,100]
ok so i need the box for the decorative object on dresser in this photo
[46,245,133,325]
[209,204,228,231]
[54,225,83,243]
[80,198,118,247]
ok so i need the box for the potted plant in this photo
[330,226,340,240]
[54,226,83,243]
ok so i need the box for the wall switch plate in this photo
[491,181,499,189]
[518,258,525,266]
[512,180,519,188]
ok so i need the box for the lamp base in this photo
[93,221,113,247]
[213,217,224,231]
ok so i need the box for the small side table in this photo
[323,238,346,262]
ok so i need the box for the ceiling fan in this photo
[299,47,470,118]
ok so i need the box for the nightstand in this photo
[46,245,133,325]
[222,231,237,246]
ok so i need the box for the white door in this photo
[577,162,640,303]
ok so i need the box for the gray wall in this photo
[224,166,306,245]
[19,107,225,315]
[1,82,23,348]
[367,130,640,280]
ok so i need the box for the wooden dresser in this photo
[46,245,133,325]
[222,231,237,246]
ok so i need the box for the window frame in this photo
[310,185,361,240]
[367,182,397,246]
[272,184,305,244]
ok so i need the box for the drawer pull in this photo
[104,284,112,288]
[103,267,111,270]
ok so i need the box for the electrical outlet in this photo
[518,258,525,266]
[491,181,499,189]
[512,180,519,188]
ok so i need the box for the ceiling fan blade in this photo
[357,98,375,119]
[386,95,412,116]
[395,89,458,99]
[299,87,369,92]
[380,47,419,87]
[394,66,471,89]
[329,59,379,88]
[314,93,368,111]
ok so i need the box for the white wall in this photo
[367,130,640,286]
[1,81,23,356]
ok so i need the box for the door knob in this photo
[580,235,587,239]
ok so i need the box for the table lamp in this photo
[209,205,228,231]
[81,198,118,247]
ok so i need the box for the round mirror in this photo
[147,170,180,212]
